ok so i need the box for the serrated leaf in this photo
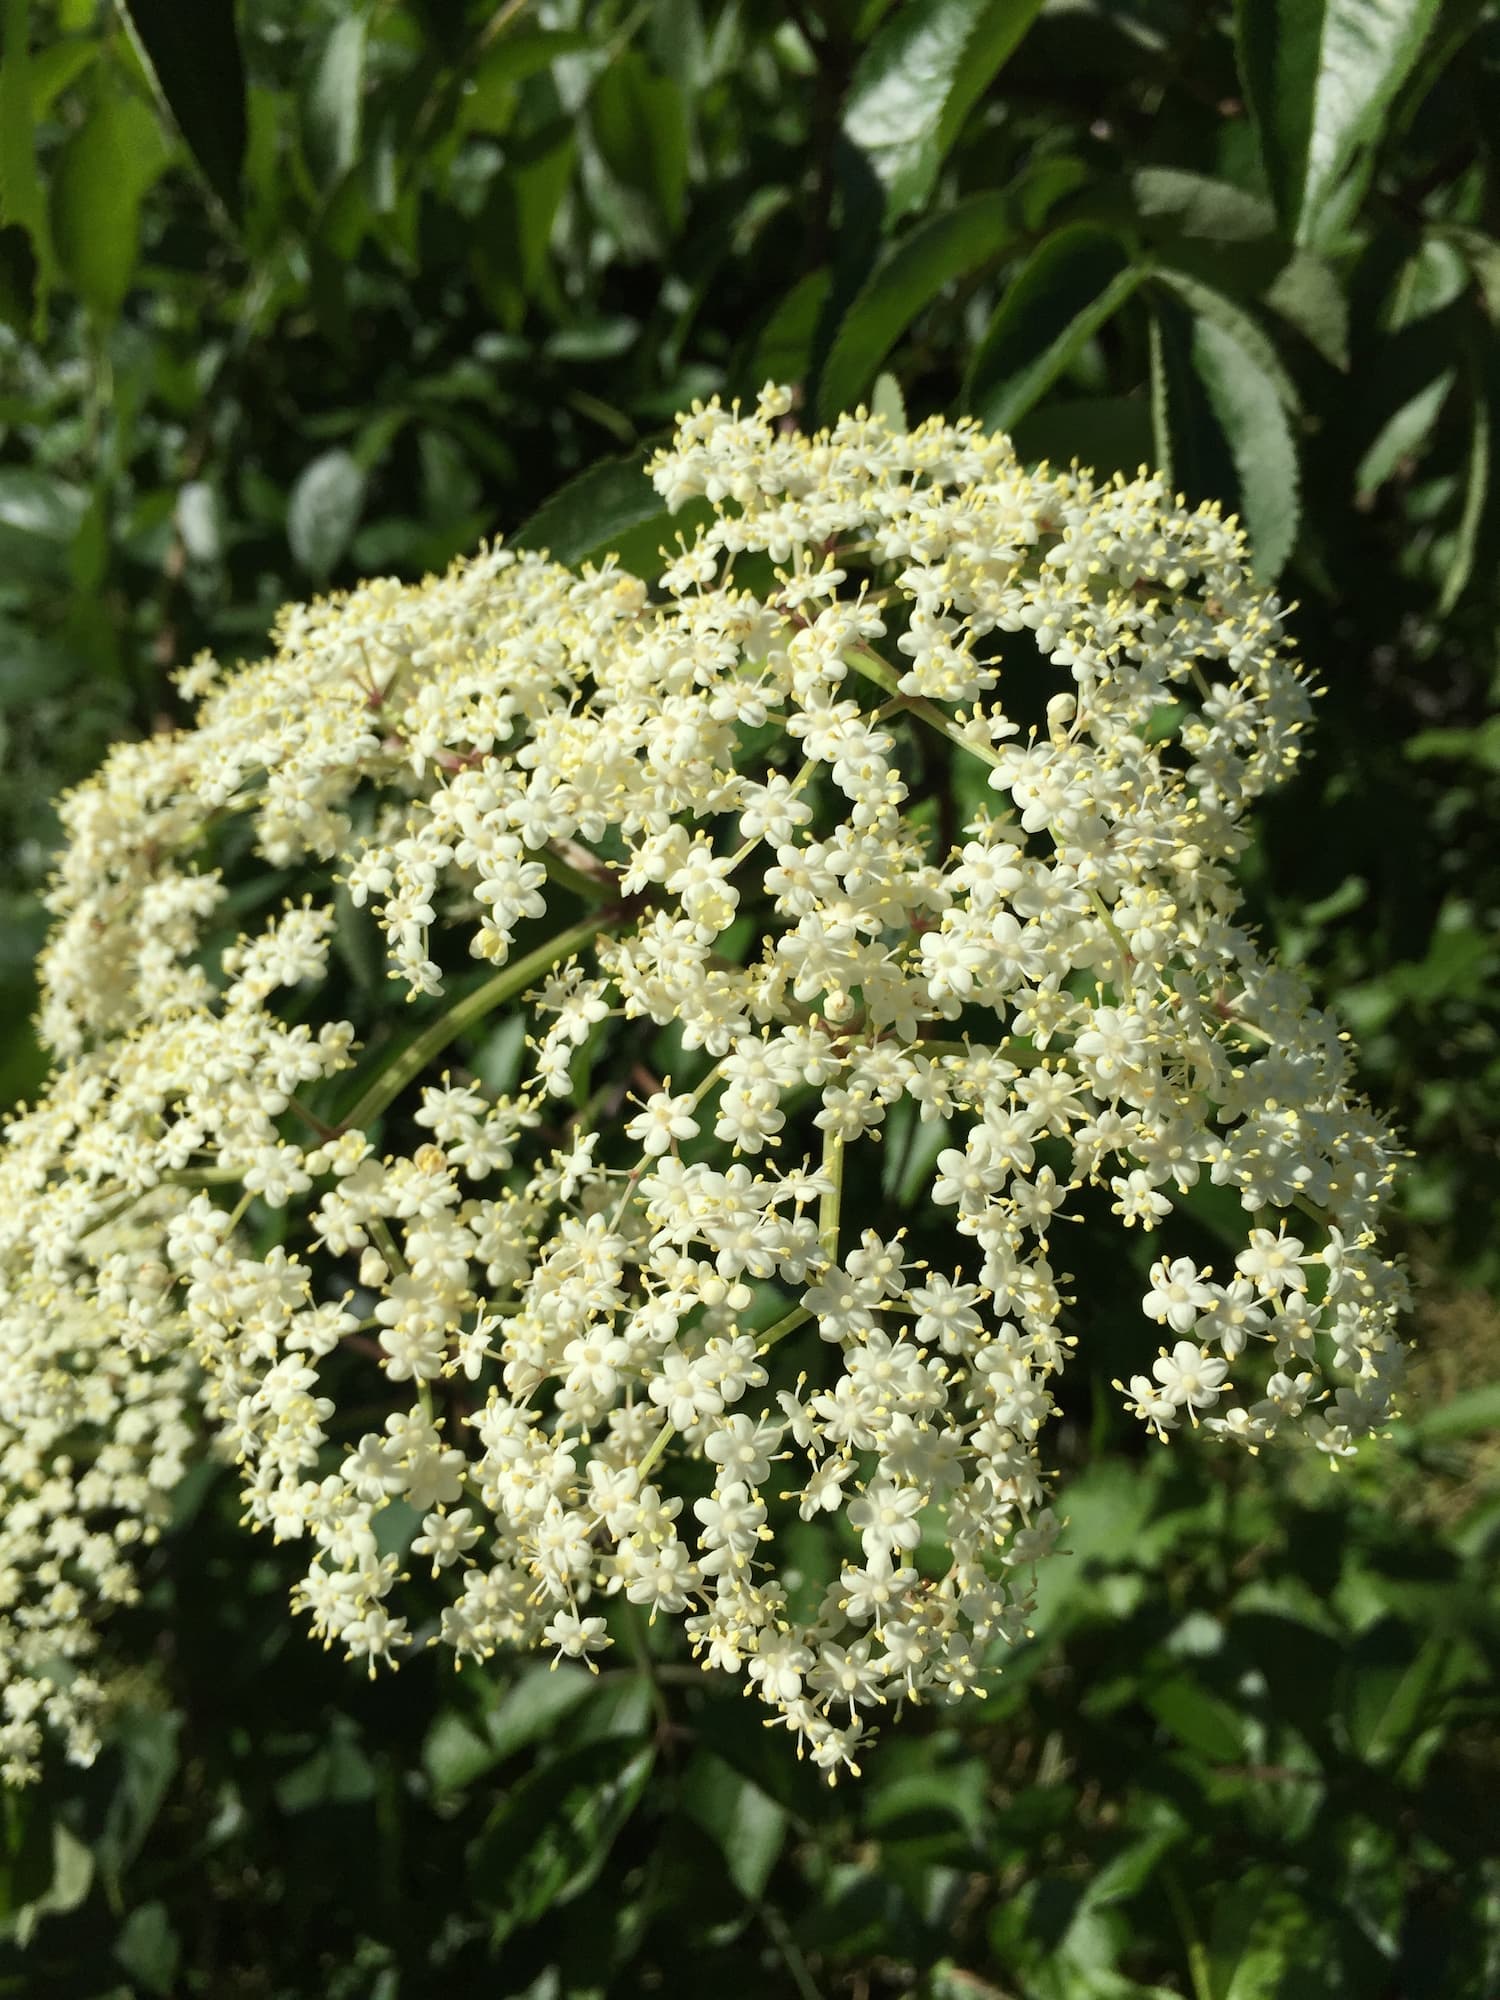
[1156,269,1300,412]
[117,0,246,224]
[1149,310,1173,486]
[1130,167,1348,367]
[842,0,1044,223]
[1191,314,1300,579]
[513,444,663,568]
[48,82,171,318]
[304,13,366,188]
[1235,0,1444,246]
[964,224,1143,433]
[287,449,366,578]
[818,190,1013,420]
[1262,253,1350,368]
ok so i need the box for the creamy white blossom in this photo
[0,386,1407,1784]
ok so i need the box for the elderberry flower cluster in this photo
[0,386,1406,1783]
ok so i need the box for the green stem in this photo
[842,646,1007,772]
[636,1416,675,1484]
[819,1127,845,1264]
[337,909,611,1134]
[757,1304,813,1353]
[541,841,616,904]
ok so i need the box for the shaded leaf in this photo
[0,0,45,293]
[748,266,832,391]
[1354,368,1454,496]
[0,218,35,330]
[680,1749,787,1901]
[470,1740,655,1933]
[117,0,247,223]
[842,0,1044,222]
[1147,1676,1245,1763]
[590,49,689,238]
[48,81,171,318]
[1156,269,1300,412]
[964,224,1143,432]
[114,1901,180,1997]
[1191,313,1300,579]
[1439,366,1488,613]
[818,189,1013,419]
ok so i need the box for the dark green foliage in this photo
[0,1,1497,1993]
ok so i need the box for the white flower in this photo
[0,385,1405,1786]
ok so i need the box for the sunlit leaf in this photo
[287,448,366,578]
[304,13,366,188]
[1235,0,1444,244]
[843,0,1044,222]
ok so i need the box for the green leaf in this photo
[1147,1676,1245,1762]
[1439,367,1489,613]
[483,1661,598,1764]
[818,190,1013,420]
[748,266,832,391]
[48,81,171,318]
[470,1740,655,1932]
[589,49,689,238]
[1190,314,1300,580]
[680,1749,787,1901]
[1131,165,1276,244]
[114,1902,180,1998]
[1342,1621,1454,1767]
[1434,223,1500,322]
[1156,270,1300,413]
[287,449,366,579]
[116,0,246,223]
[1130,167,1349,366]
[304,13,366,188]
[1411,1379,1500,1441]
[0,0,46,297]
[870,372,906,429]
[1234,0,1444,245]
[964,224,1143,432]
[842,0,1044,223]
[513,443,712,577]
[1353,368,1454,497]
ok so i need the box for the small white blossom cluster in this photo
[0,387,1406,1782]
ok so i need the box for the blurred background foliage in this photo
[1,0,1497,1993]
